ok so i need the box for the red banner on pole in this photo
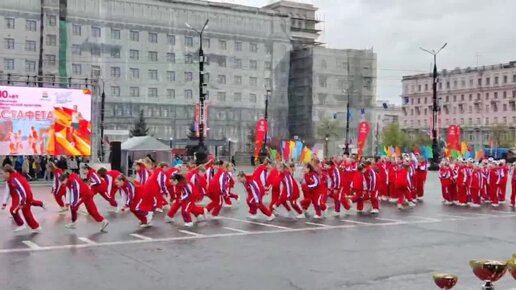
[356,121,369,159]
[194,103,200,137]
[254,118,268,158]
[447,125,460,151]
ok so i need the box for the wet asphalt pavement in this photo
[0,171,515,290]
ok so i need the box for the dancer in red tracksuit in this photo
[253,159,271,188]
[396,160,414,209]
[223,164,240,207]
[510,163,516,208]
[376,157,389,201]
[59,172,109,232]
[329,160,351,216]
[135,160,151,184]
[469,163,482,207]
[415,156,428,201]
[49,162,67,212]
[170,174,206,227]
[115,175,154,227]
[1,165,42,232]
[439,161,453,204]
[205,161,230,217]
[145,163,172,211]
[186,166,208,202]
[366,161,380,213]
[97,167,122,208]
[273,163,304,218]
[300,163,323,218]
[350,164,367,213]
[456,160,468,206]
[499,160,509,204]
[83,165,117,209]
[487,161,501,207]
[267,163,282,212]
[237,171,274,220]
[387,158,398,203]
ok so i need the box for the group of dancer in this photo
[439,158,516,207]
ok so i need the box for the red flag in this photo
[447,125,460,151]
[413,146,421,155]
[254,119,268,158]
[356,121,369,159]
[194,103,200,137]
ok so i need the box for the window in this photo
[149,32,158,43]
[4,38,14,50]
[217,75,226,84]
[494,92,498,99]
[446,81,450,89]
[25,40,36,51]
[265,61,272,71]
[478,78,482,86]
[25,60,36,73]
[250,42,258,52]
[185,36,193,47]
[249,93,257,103]
[111,29,120,40]
[167,35,175,45]
[91,26,101,37]
[130,87,140,97]
[217,92,226,102]
[130,68,139,79]
[46,34,56,46]
[110,67,120,78]
[468,118,472,125]
[503,104,507,111]
[503,91,507,99]
[111,48,120,58]
[166,53,175,63]
[26,20,36,31]
[235,41,242,51]
[72,45,81,55]
[149,69,158,80]
[486,77,490,85]
[503,75,508,84]
[91,46,100,56]
[203,38,210,48]
[513,75,516,83]
[166,71,175,81]
[453,80,457,88]
[485,92,489,100]
[90,65,100,78]
[460,118,464,125]
[129,49,139,60]
[45,55,56,66]
[469,79,473,87]
[461,94,464,101]
[48,15,56,26]
[418,85,421,92]
[130,31,139,41]
[185,54,193,64]
[233,92,242,102]
[184,72,193,82]
[494,76,499,85]
[502,116,507,124]
[234,75,242,85]
[417,98,421,104]
[111,86,120,97]
[250,60,258,70]
[72,64,81,75]
[461,80,465,87]
[424,84,428,91]
[148,51,158,61]
[148,88,158,98]
[184,89,193,99]
[469,94,472,101]
[72,24,81,36]
[6,17,15,29]
[167,89,175,98]
[485,104,489,113]
[249,77,258,87]
[439,82,442,90]
[218,57,226,67]
[234,58,242,69]
[319,76,327,88]
[219,40,227,50]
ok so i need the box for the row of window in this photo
[4,16,56,31]
[407,101,516,117]
[408,74,516,93]
[408,91,516,105]
[108,86,260,103]
[404,116,516,127]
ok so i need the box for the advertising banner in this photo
[254,118,268,158]
[447,125,460,151]
[356,120,370,159]
[0,86,92,156]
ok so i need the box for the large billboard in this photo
[0,86,92,156]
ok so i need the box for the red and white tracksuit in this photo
[51,168,67,208]
[364,167,379,210]
[223,171,239,206]
[329,165,351,213]
[377,162,389,199]
[186,170,208,202]
[387,163,398,200]
[64,173,105,223]
[87,169,117,207]
[415,161,428,199]
[275,171,303,215]
[456,166,469,204]
[488,167,501,205]
[206,170,230,216]
[469,168,482,205]
[177,182,205,223]
[499,165,509,202]
[350,170,367,211]
[510,168,515,206]
[300,172,323,216]
[119,181,154,224]
[135,165,151,184]
[242,176,272,217]
[267,168,281,211]
[439,166,453,202]
[3,172,41,229]
[253,164,268,189]
[103,170,121,206]
[395,167,413,205]
[144,168,170,209]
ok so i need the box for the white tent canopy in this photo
[120,136,172,174]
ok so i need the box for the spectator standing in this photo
[57,156,68,170]
[22,156,31,180]
[68,157,79,173]
[40,156,48,180]
[2,156,12,167]
[15,156,23,172]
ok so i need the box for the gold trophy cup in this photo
[432,273,458,289]
[469,259,508,290]
[507,254,516,280]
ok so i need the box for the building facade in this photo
[401,61,516,147]
[371,100,402,154]
[0,0,292,152]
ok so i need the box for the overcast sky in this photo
[221,0,516,104]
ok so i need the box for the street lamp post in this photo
[344,92,350,155]
[99,79,105,162]
[186,19,209,164]
[420,42,447,170]
[259,89,271,162]
[325,135,329,158]
[169,137,174,148]
[228,138,232,157]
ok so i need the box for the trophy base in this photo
[482,281,494,290]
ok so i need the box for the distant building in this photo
[401,61,516,147]
[371,100,402,154]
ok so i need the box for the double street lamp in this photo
[186,19,209,163]
[420,42,447,170]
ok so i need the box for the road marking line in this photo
[374,217,404,223]
[130,233,153,241]
[340,219,375,225]
[223,227,250,234]
[22,240,41,249]
[437,214,469,219]
[462,212,498,217]
[490,210,516,215]
[78,237,97,245]
[409,216,441,222]
[305,222,330,227]
[179,230,205,237]
[219,217,291,230]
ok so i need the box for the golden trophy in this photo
[507,254,516,280]
[469,259,508,290]
[432,273,458,289]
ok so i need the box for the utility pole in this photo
[259,88,271,162]
[420,43,447,170]
[344,55,352,155]
[37,0,45,87]
[99,79,105,162]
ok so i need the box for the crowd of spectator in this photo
[0,155,89,181]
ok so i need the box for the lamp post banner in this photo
[356,120,369,159]
[254,118,268,158]
[446,125,460,151]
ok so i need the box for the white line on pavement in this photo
[78,237,97,245]
[219,217,291,230]
[130,233,153,241]
[437,214,469,219]
[462,212,498,217]
[340,219,376,225]
[22,240,41,249]
[305,222,331,227]
[409,216,442,222]
[179,230,205,237]
[374,217,405,223]
[223,227,250,234]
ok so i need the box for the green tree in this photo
[317,117,341,156]
[130,110,149,137]
[491,124,515,148]
[381,123,409,148]
[407,131,432,149]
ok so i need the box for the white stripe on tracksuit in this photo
[249,181,260,203]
